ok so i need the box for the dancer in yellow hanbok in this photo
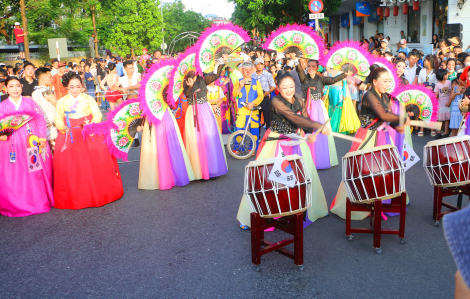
[324,69,360,134]
[207,82,225,133]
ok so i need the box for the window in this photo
[433,0,448,39]
[377,20,384,35]
[408,7,421,43]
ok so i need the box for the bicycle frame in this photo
[239,109,254,146]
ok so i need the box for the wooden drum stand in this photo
[433,185,470,227]
[251,212,304,271]
[346,192,407,254]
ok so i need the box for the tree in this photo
[161,0,210,53]
[105,0,163,57]
[230,0,341,36]
[0,0,20,45]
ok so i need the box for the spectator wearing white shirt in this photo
[404,51,421,85]
[252,57,276,129]
[418,54,438,88]
[31,67,58,151]
[113,60,141,100]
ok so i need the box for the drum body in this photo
[342,145,405,203]
[244,154,312,218]
[423,136,470,187]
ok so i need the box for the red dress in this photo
[105,90,123,103]
[53,114,123,209]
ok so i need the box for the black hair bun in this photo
[61,71,83,88]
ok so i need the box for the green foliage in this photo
[0,0,209,58]
[162,0,211,53]
[104,0,163,57]
[230,0,341,36]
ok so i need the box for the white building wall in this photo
[364,19,376,41]
[383,7,407,52]
[448,0,470,49]
[340,26,349,41]
[352,24,361,41]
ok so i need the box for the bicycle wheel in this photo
[227,131,256,159]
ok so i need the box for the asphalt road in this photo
[0,131,463,299]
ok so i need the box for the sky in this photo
[180,0,235,19]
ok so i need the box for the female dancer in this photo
[100,63,124,111]
[137,61,196,190]
[54,72,123,209]
[0,77,54,217]
[237,73,331,229]
[395,59,409,86]
[295,60,352,169]
[183,55,229,180]
[330,68,409,220]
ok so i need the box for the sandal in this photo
[418,132,424,137]
[430,132,437,137]
[239,223,249,230]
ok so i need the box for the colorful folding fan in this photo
[391,85,439,123]
[168,46,197,107]
[194,23,250,74]
[321,41,374,81]
[0,112,35,136]
[138,59,176,124]
[262,24,325,61]
[105,98,143,161]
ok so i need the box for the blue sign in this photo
[341,13,350,27]
[352,15,363,25]
[308,21,322,29]
[368,4,381,22]
[356,2,370,17]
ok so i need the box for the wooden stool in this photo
[251,212,304,271]
[346,192,407,254]
[433,185,470,227]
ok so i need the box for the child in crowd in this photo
[440,60,447,70]
[449,79,466,136]
[447,58,458,81]
[84,64,95,97]
[434,69,452,138]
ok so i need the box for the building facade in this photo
[328,0,469,52]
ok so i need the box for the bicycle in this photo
[227,102,262,159]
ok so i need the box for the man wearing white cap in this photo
[13,22,27,61]
[233,61,264,150]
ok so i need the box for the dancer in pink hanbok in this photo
[0,77,53,217]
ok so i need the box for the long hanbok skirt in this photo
[327,85,343,133]
[305,98,338,169]
[237,130,328,227]
[0,114,54,217]
[138,108,195,190]
[184,102,228,180]
[330,102,411,220]
[54,115,123,209]
[339,95,361,134]
[173,95,188,144]
[326,83,360,134]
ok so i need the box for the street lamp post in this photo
[202,4,212,17]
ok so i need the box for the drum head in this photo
[425,135,470,147]
[344,144,396,158]
[247,154,301,167]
